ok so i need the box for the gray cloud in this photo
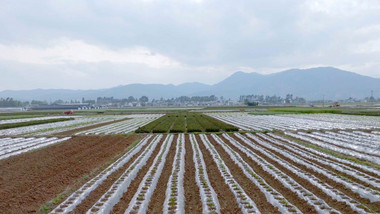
[0,0,380,91]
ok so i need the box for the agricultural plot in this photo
[0,115,127,136]
[135,113,238,133]
[207,112,380,131]
[0,115,73,125]
[48,133,380,213]
[0,136,70,160]
[77,114,164,135]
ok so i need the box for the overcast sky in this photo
[1,0,380,91]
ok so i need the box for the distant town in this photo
[0,93,379,112]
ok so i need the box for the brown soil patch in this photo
[0,135,141,214]
[110,135,166,213]
[53,117,131,136]
[183,134,202,213]
[195,135,241,213]
[147,135,178,213]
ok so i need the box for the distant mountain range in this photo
[1,67,379,101]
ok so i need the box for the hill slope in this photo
[1,67,379,100]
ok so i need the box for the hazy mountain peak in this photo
[1,67,379,101]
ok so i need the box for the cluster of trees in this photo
[96,96,149,105]
[0,98,28,107]
[240,94,306,105]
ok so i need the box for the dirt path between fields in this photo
[0,135,141,214]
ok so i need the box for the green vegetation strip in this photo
[277,132,380,170]
[135,112,238,133]
[248,107,380,116]
[0,118,75,130]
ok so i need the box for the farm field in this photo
[207,112,380,131]
[77,114,163,135]
[38,132,380,213]
[135,112,238,133]
[0,135,141,213]
[0,111,379,213]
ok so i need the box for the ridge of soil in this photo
[183,135,202,213]
[147,135,178,213]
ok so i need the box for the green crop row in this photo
[135,112,238,133]
[170,115,186,133]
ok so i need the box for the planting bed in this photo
[38,133,380,213]
[77,114,163,135]
[1,112,380,214]
[0,115,127,136]
[207,112,380,131]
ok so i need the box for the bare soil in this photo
[147,135,178,213]
[0,135,141,214]
[195,135,242,213]
[183,135,202,213]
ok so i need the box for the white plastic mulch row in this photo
[125,135,173,214]
[258,133,380,188]
[0,116,74,125]
[209,134,301,214]
[206,112,380,131]
[189,134,220,213]
[268,133,380,177]
[298,132,379,157]
[0,115,126,136]
[77,114,163,135]
[51,134,154,213]
[199,134,263,214]
[222,134,337,214]
[0,137,70,160]
[326,131,380,149]
[238,133,369,214]
[163,134,186,213]
[286,132,380,166]
[246,133,380,203]
[0,137,34,148]
[85,134,163,214]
